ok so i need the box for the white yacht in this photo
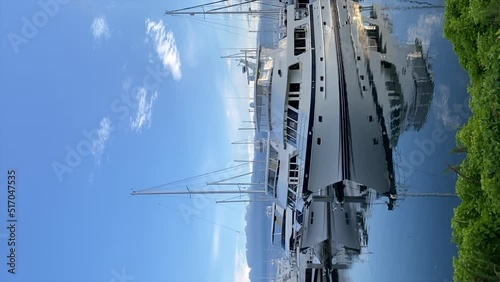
[132,0,435,280]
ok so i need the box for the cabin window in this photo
[288,100,299,111]
[305,269,312,281]
[286,128,297,139]
[294,31,306,39]
[298,0,309,9]
[286,108,299,146]
[289,63,300,70]
[287,108,298,121]
[381,61,392,68]
[289,156,299,184]
[287,119,298,130]
[390,99,399,108]
[289,83,300,92]
[287,190,297,207]
[294,26,307,55]
[267,148,280,197]
[385,81,396,91]
[391,109,401,119]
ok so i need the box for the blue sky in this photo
[0,0,260,281]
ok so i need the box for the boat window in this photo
[390,98,400,108]
[391,109,401,119]
[287,119,298,130]
[305,269,312,282]
[294,26,307,56]
[288,100,299,111]
[287,107,299,121]
[287,189,296,207]
[267,147,280,197]
[289,83,300,92]
[286,128,297,139]
[385,81,396,91]
[289,63,300,70]
[297,0,309,9]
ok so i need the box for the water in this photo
[342,1,470,281]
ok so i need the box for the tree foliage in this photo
[444,0,500,279]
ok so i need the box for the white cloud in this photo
[130,87,158,132]
[145,19,182,80]
[407,14,442,47]
[91,16,112,41]
[92,117,112,165]
[233,246,250,282]
[433,84,461,128]
[121,78,132,92]
[212,225,221,260]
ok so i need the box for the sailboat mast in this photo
[165,0,277,16]
[132,189,266,196]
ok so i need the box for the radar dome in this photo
[249,101,255,109]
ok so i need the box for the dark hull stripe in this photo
[301,4,317,195]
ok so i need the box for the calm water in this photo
[347,0,470,281]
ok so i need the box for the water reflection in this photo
[338,1,464,281]
[330,0,444,279]
[343,1,435,201]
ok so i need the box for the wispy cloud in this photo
[212,225,221,260]
[433,84,460,128]
[145,19,182,80]
[130,87,158,132]
[92,117,112,165]
[121,78,132,92]
[210,208,226,261]
[407,13,442,47]
[233,246,250,282]
[91,16,112,42]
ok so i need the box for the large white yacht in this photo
[132,0,433,280]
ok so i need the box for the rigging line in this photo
[158,202,244,235]
[173,14,258,32]
[164,0,227,13]
[255,1,285,8]
[171,11,265,22]
[138,163,250,192]
[207,0,259,12]
[173,16,257,40]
